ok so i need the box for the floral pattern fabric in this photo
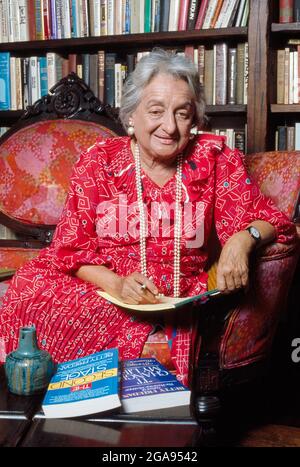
[0,135,296,386]
[246,150,300,220]
[0,119,117,225]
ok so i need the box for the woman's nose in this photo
[161,111,177,134]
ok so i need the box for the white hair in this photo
[119,48,205,130]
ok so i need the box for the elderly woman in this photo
[0,49,296,386]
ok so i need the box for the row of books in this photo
[277,46,300,104]
[208,127,246,153]
[279,0,300,23]
[0,0,249,44]
[195,42,248,105]
[275,123,300,151]
[0,43,249,111]
[0,50,122,110]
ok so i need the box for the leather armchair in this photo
[192,150,300,432]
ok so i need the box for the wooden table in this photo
[0,364,201,448]
[21,405,200,447]
[0,365,43,447]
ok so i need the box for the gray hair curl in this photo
[119,48,205,131]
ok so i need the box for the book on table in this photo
[120,358,191,413]
[41,351,192,418]
[97,288,221,312]
[42,348,120,418]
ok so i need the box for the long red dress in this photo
[0,134,295,386]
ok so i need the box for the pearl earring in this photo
[127,121,135,137]
[189,126,198,138]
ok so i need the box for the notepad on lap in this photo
[97,289,220,312]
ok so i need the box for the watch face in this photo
[249,227,260,240]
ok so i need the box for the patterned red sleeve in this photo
[50,145,111,273]
[214,145,296,246]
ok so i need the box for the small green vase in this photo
[4,326,55,396]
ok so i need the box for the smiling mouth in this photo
[155,135,176,144]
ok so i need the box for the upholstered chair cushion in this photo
[0,119,116,225]
[245,151,300,220]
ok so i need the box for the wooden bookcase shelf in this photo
[206,105,247,115]
[0,28,248,54]
[271,23,300,34]
[271,105,300,113]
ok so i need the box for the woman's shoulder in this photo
[194,132,226,153]
[77,136,131,169]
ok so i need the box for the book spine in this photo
[236,42,245,104]
[100,0,107,35]
[168,0,180,31]
[15,56,23,109]
[21,56,29,108]
[187,0,199,30]
[243,42,248,105]
[289,50,294,104]
[144,0,151,32]
[227,47,237,105]
[279,0,293,23]
[105,52,116,106]
[82,53,90,85]
[178,0,189,31]
[195,0,209,29]
[98,50,105,102]
[0,0,9,43]
[39,56,48,98]
[204,48,214,105]
[35,0,44,39]
[215,42,228,105]
[160,0,171,32]
[50,0,57,38]
[197,44,205,85]
[294,0,300,22]
[19,0,30,41]
[210,0,224,29]
[0,52,10,110]
[10,56,17,110]
[30,56,39,104]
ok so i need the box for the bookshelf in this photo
[0,0,268,154]
[269,0,300,151]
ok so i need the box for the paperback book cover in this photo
[121,358,191,413]
[42,348,120,418]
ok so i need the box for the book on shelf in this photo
[97,288,220,312]
[42,348,121,419]
[121,358,191,413]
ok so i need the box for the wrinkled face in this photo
[131,74,196,162]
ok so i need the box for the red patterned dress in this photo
[0,135,295,386]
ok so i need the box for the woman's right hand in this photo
[114,272,159,305]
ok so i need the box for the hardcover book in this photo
[121,358,191,413]
[42,348,121,418]
[97,289,220,312]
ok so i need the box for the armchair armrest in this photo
[258,240,299,261]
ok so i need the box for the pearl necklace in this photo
[133,143,183,298]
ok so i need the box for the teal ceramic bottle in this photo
[4,326,55,396]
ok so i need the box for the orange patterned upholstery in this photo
[246,151,300,220]
[0,119,116,225]
[0,248,39,271]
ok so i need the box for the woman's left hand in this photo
[216,231,256,294]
